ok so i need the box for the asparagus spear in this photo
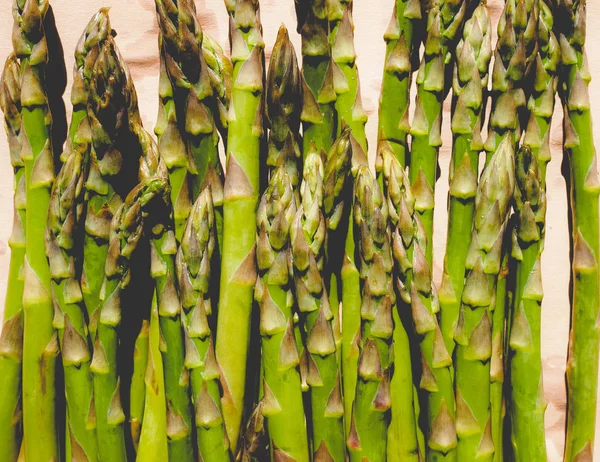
[380,148,422,462]
[66,8,111,163]
[507,147,547,460]
[440,0,491,355]
[256,167,309,461]
[484,0,539,161]
[82,19,141,337]
[383,147,455,460]
[454,135,515,461]
[136,124,195,461]
[102,178,170,462]
[0,52,24,462]
[556,1,600,459]
[88,38,141,462]
[176,188,230,461]
[266,25,302,192]
[376,0,420,170]
[346,166,393,461]
[321,128,353,435]
[46,146,98,459]
[216,0,265,451]
[409,0,468,264]
[137,295,169,462]
[12,0,64,457]
[291,150,345,461]
[130,320,150,451]
[154,0,225,243]
[294,0,338,157]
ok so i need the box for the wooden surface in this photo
[0,0,598,459]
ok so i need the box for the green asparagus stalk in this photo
[440,0,491,356]
[266,25,302,191]
[291,150,345,461]
[454,135,515,461]
[136,294,169,461]
[380,148,422,462]
[130,319,150,452]
[507,147,547,460]
[216,0,265,451]
[12,0,63,458]
[383,147,455,460]
[82,21,141,336]
[66,8,111,162]
[484,0,539,161]
[0,53,24,462]
[154,0,225,243]
[136,124,195,461]
[557,1,600,459]
[346,166,392,461]
[295,0,338,157]
[88,38,142,462]
[256,167,309,461]
[46,147,97,459]
[332,2,367,152]
[176,188,230,461]
[320,128,353,433]
[376,0,420,170]
[409,0,468,264]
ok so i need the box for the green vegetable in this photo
[347,166,392,461]
[13,0,64,458]
[0,52,24,462]
[88,38,142,462]
[46,148,97,460]
[291,150,345,461]
[216,0,266,451]
[508,147,547,461]
[454,135,515,462]
[130,320,150,452]
[154,0,225,243]
[177,189,230,461]
[557,0,600,459]
[256,167,309,461]
[137,124,195,461]
[409,0,468,265]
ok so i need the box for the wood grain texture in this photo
[0,0,598,459]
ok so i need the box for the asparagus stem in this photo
[440,1,491,356]
[291,150,345,461]
[256,167,309,461]
[295,0,338,158]
[409,0,468,265]
[13,0,64,457]
[508,147,547,460]
[0,53,24,462]
[485,0,539,162]
[454,136,515,461]
[46,147,97,459]
[177,188,230,461]
[136,294,169,461]
[346,166,393,460]
[216,0,265,450]
[82,16,141,336]
[376,0,420,170]
[88,38,142,462]
[266,26,302,192]
[137,124,195,460]
[557,1,600,459]
[384,147,456,460]
[321,128,353,436]
[130,320,150,452]
[154,0,226,245]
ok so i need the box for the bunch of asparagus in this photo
[0,0,598,461]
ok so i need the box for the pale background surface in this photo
[0,0,598,459]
